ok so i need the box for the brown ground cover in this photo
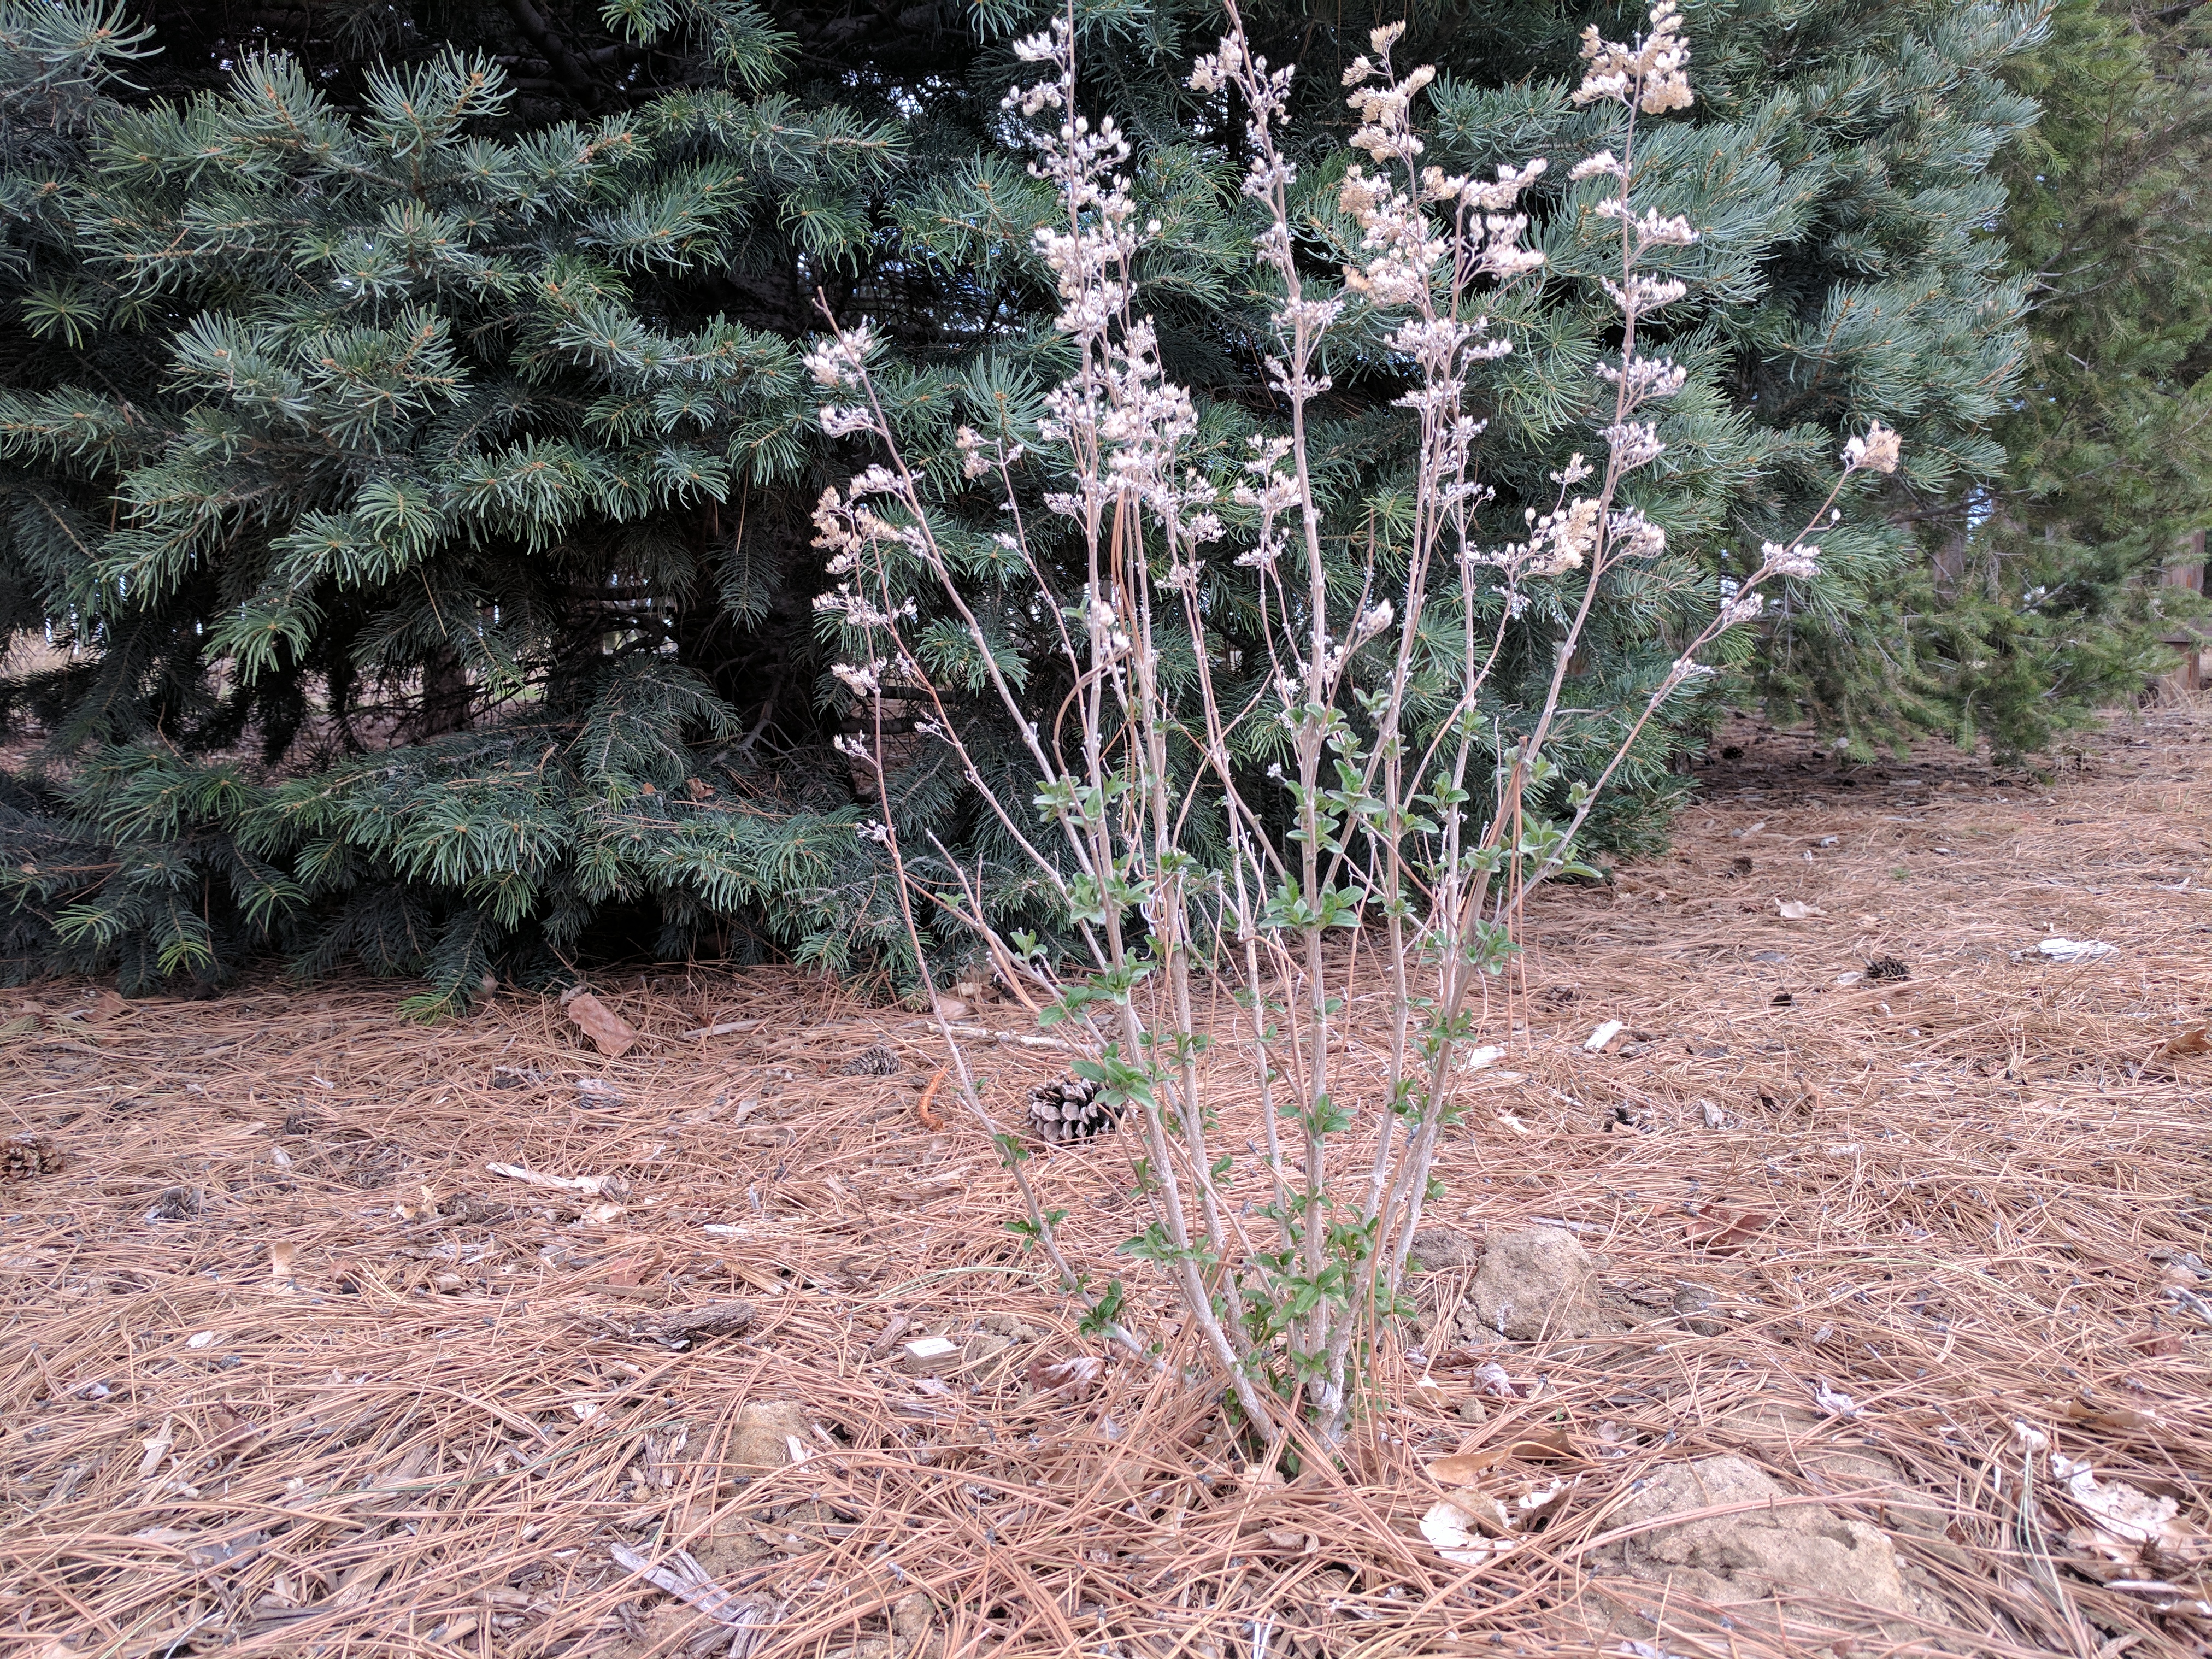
[3,700,2209,1659]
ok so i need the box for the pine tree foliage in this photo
[1929,0,2212,755]
[838,0,2048,801]
[0,3,921,1003]
[0,0,2054,1001]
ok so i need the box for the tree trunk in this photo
[417,649,472,737]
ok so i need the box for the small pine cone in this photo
[2,1133,63,1182]
[843,1044,898,1076]
[1027,1076,1119,1144]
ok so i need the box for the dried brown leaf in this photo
[2058,1396,2162,1434]
[2050,1453,2210,1580]
[1685,1203,1778,1252]
[1427,1428,1578,1484]
[565,992,638,1057]
[1023,1354,1104,1402]
[484,1162,626,1199]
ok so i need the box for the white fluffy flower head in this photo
[1843,421,1902,475]
[803,322,874,389]
[1761,540,1820,579]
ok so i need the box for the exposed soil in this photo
[3,699,2209,1658]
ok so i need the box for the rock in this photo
[961,1331,1014,1368]
[962,1315,1038,1380]
[726,1400,810,1473]
[1466,1226,1603,1340]
[1722,1398,1969,1571]
[601,1601,703,1659]
[890,1590,934,1652]
[1587,1455,1917,1642]
[1407,1227,1480,1270]
[690,1509,773,1579]
[145,1185,202,1222]
[1673,1280,1726,1336]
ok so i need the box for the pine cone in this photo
[844,1044,898,1076]
[2,1134,63,1182]
[1027,1075,1119,1144]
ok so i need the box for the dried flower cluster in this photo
[1573,0,1693,115]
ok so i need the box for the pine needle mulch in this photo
[4,699,2209,1659]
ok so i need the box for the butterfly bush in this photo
[806,1,1897,1439]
